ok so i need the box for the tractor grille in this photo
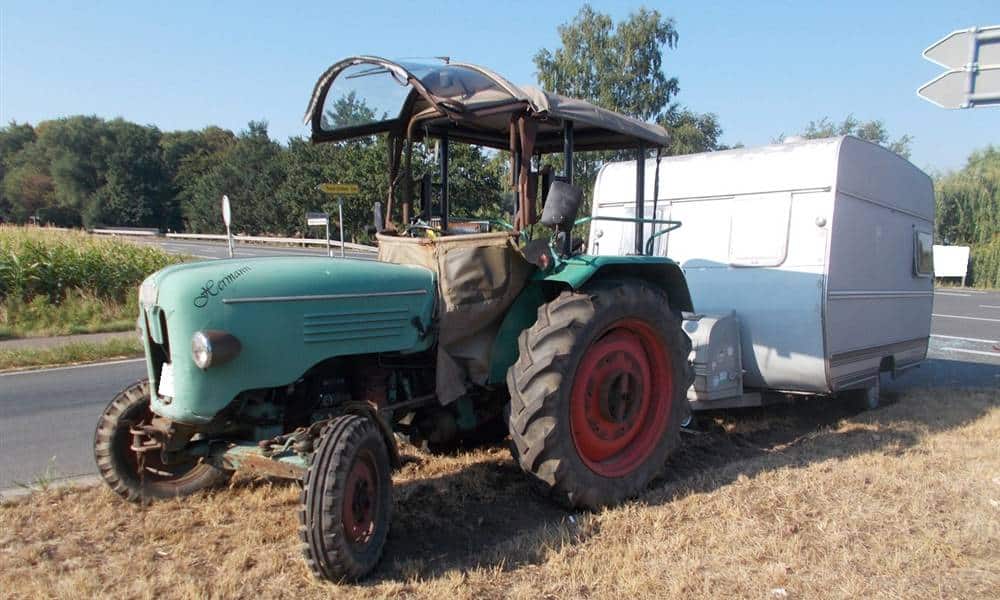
[303,308,410,344]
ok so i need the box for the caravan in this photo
[589,136,935,409]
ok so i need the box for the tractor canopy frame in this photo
[303,56,672,253]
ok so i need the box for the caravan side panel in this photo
[591,142,841,393]
[824,137,934,389]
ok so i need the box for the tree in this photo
[533,4,726,223]
[184,121,287,234]
[0,121,38,220]
[779,115,913,158]
[660,106,728,156]
[160,127,236,231]
[934,146,1000,287]
[85,120,170,228]
[935,146,1000,246]
[535,5,679,122]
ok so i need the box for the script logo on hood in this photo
[193,265,253,308]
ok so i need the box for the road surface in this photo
[2,289,997,491]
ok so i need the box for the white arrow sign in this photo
[918,25,1000,109]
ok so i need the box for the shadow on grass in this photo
[353,384,996,584]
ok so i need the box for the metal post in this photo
[563,121,574,183]
[226,225,234,258]
[338,197,345,258]
[634,142,646,255]
[325,219,332,258]
[563,120,574,256]
[439,133,449,232]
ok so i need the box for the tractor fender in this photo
[486,255,693,384]
[541,255,693,313]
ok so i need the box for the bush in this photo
[0,225,181,304]
[970,235,1000,289]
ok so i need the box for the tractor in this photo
[94,56,694,581]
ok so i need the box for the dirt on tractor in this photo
[2,387,998,599]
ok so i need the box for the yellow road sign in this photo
[318,183,360,196]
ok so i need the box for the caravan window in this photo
[728,192,792,267]
[913,229,933,277]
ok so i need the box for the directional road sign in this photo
[317,183,360,196]
[918,25,1000,109]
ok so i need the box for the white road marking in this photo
[0,357,146,377]
[939,347,1000,357]
[934,291,971,297]
[931,334,999,344]
[932,313,1000,323]
[980,305,1000,309]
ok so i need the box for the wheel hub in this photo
[343,453,378,545]
[570,320,674,477]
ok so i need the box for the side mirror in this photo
[540,181,583,229]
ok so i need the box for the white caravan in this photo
[588,136,935,409]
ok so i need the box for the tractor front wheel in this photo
[507,280,692,509]
[300,414,392,582]
[93,379,230,503]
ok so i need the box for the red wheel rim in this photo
[570,318,673,477]
[342,451,378,546]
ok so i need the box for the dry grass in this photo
[1,388,998,599]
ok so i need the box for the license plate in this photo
[158,362,175,398]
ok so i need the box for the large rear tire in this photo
[93,379,230,503]
[300,415,392,582]
[507,280,692,509]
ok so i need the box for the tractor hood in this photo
[139,256,436,424]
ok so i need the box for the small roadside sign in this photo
[306,211,329,227]
[918,25,1000,109]
[314,184,359,258]
[221,195,234,258]
[318,183,360,196]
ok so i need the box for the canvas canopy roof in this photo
[304,56,669,152]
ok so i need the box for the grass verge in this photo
[1,388,997,598]
[0,336,142,371]
[0,291,138,339]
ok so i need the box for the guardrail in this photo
[92,229,377,253]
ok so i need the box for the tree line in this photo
[0,6,729,241]
[0,4,994,285]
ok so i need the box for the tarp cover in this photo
[306,57,669,151]
[376,232,532,403]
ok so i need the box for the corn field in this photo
[0,226,181,304]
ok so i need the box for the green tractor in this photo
[94,57,694,581]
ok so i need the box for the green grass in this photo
[0,290,139,339]
[0,225,182,339]
[0,336,143,371]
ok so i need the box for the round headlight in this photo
[191,330,241,369]
[191,331,212,369]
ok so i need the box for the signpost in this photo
[918,25,1000,109]
[316,183,360,258]
[221,195,234,258]
[306,211,333,257]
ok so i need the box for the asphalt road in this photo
[1,289,997,491]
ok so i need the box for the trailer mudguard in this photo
[486,254,693,384]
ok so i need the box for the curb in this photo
[0,475,101,505]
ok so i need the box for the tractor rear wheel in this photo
[300,414,392,582]
[507,280,692,509]
[93,379,230,503]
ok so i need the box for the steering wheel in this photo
[403,223,443,238]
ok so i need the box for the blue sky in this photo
[1,1,997,173]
